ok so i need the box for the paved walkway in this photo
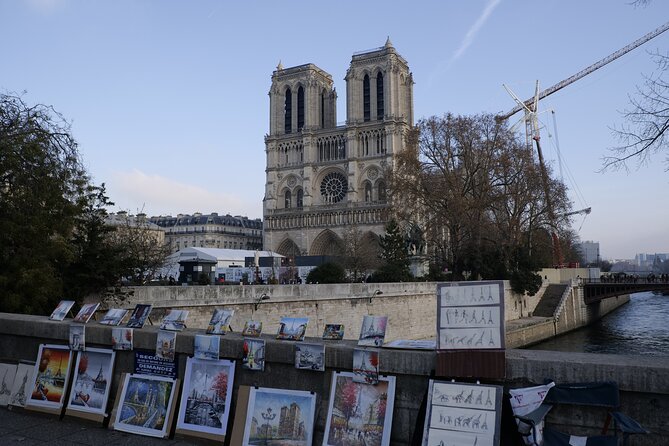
[0,408,205,445]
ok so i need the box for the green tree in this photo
[371,219,411,282]
[306,262,346,284]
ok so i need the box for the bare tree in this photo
[341,225,381,281]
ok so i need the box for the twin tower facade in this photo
[263,39,414,257]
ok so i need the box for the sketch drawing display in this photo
[114,373,176,438]
[358,315,388,347]
[127,304,153,329]
[322,324,345,340]
[112,327,134,351]
[73,303,100,324]
[352,349,379,385]
[294,343,325,372]
[421,380,503,446]
[242,339,265,371]
[206,309,234,335]
[156,330,177,361]
[49,300,75,321]
[69,324,85,351]
[28,344,73,410]
[0,363,17,407]
[242,387,316,446]
[176,357,235,436]
[242,320,262,337]
[437,282,505,350]
[276,317,308,341]
[67,348,115,416]
[194,335,220,361]
[8,362,33,407]
[100,309,129,326]
[323,372,396,446]
[160,309,189,331]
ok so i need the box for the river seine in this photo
[528,291,669,357]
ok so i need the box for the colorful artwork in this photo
[242,387,316,446]
[358,315,388,347]
[294,343,325,372]
[156,330,177,361]
[383,339,436,350]
[28,344,73,410]
[112,327,134,351]
[323,372,396,446]
[8,362,33,408]
[127,304,153,329]
[49,300,75,321]
[194,335,220,361]
[160,309,189,331]
[0,363,17,406]
[67,348,115,416]
[352,349,379,385]
[176,357,235,436]
[100,309,129,326]
[242,320,262,337]
[242,339,265,371]
[69,324,85,351]
[114,373,176,438]
[73,303,100,324]
[206,309,234,335]
[322,324,345,340]
[276,317,308,341]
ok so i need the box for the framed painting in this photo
[73,303,100,324]
[27,344,73,412]
[242,320,262,337]
[66,347,116,418]
[322,324,345,340]
[358,315,388,347]
[276,317,308,341]
[126,304,153,329]
[242,339,265,371]
[294,343,325,372]
[206,309,234,335]
[49,300,75,321]
[352,349,379,384]
[112,327,134,351]
[160,309,189,331]
[194,335,220,361]
[69,324,85,351]
[100,308,129,326]
[156,330,177,361]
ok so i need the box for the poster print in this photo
[27,344,73,410]
[160,309,189,331]
[100,308,129,326]
[242,339,265,371]
[206,309,234,335]
[352,349,379,385]
[113,373,176,438]
[323,372,396,446]
[194,335,220,361]
[67,348,115,416]
[156,330,177,361]
[8,362,34,407]
[49,300,75,321]
[73,303,100,324]
[112,327,134,351]
[358,315,388,347]
[69,324,86,351]
[242,387,316,446]
[127,304,153,329]
[294,343,325,371]
[322,324,345,340]
[242,320,262,337]
[0,363,17,406]
[176,357,235,436]
[276,316,308,341]
[421,380,503,446]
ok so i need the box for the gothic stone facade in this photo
[263,39,414,257]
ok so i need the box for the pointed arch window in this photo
[284,190,292,209]
[320,89,326,128]
[363,74,370,122]
[376,72,384,120]
[364,182,372,202]
[296,189,304,208]
[377,180,387,202]
[297,86,305,130]
[284,88,292,134]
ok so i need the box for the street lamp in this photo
[261,407,276,445]
[254,293,270,311]
[368,289,383,303]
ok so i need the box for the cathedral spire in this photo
[277,60,284,71]
[384,36,393,48]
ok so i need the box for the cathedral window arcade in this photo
[297,86,305,130]
[284,88,292,134]
[363,74,371,122]
[376,72,384,120]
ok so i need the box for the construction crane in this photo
[497,21,669,267]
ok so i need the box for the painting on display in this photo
[0,362,17,406]
[156,330,177,361]
[69,324,85,351]
[352,349,379,385]
[241,339,265,371]
[194,335,220,361]
[160,309,189,331]
[421,380,503,446]
[242,387,316,446]
[322,324,345,340]
[242,320,262,337]
[67,348,115,416]
[206,309,234,335]
[113,373,176,438]
[27,344,73,411]
[276,317,308,341]
[112,327,134,351]
[437,281,505,350]
[323,371,396,446]
[73,303,100,324]
[8,362,34,408]
[294,343,325,372]
[358,315,388,347]
[127,304,153,329]
[100,309,129,326]
[49,300,75,321]
[176,357,235,438]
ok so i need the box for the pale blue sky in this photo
[2,0,668,260]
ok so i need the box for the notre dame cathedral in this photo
[263,38,414,257]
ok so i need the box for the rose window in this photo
[320,172,347,203]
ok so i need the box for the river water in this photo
[528,291,669,357]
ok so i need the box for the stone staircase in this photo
[533,283,570,317]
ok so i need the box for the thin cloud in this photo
[450,0,502,63]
